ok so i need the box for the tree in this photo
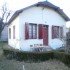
[0,3,11,38]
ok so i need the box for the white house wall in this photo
[18,6,66,51]
[8,16,20,49]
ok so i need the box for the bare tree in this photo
[0,3,11,38]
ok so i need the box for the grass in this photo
[0,41,8,48]
[0,42,8,61]
[0,41,8,57]
[0,41,13,51]
[0,58,70,70]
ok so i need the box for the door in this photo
[43,25,48,45]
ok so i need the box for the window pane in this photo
[13,26,15,39]
[52,26,59,38]
[29,24,32,39]
[55,26,59,38]
[60,27,63,38]
[29,24,37,39]
[33,25,37,39]
[9,28,11,39]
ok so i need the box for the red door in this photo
[43,25,48,45]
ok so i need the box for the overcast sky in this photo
[0,0,70,27]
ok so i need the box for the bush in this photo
[16,51,54,61]
[3,49,70,66]
[53,52,70,66]
[3,49,54,61]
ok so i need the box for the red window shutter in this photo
[25,23,29,39]
[52,26,54,39]
[38,24,43,39]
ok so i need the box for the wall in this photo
[18,6,66,51]
[8,16,20,49]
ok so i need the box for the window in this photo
[13,26,15,39]
[52,26,63,39]
[60,27,63,38]
[29,24,37,39]
[9,28,11,39]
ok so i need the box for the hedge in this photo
[3,49,70,66]
[54,52,70,66]
[3,49,54,61]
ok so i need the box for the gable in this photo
[19,6,66,24]
[8,1,70,25]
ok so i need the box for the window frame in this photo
[9,28,11,39]
[52,26,63,39]
[13,25,15,39]
[29,23,37,39]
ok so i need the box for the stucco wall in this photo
[18,6,66,51]
[8,16,20,49]
[8,6,66,51]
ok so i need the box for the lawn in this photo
[0,42,13,52]
[0,42,8,48]
[0,42,8,55]
[0,59,70,70]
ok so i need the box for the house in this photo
[0,17,8,41]
[0,25,8,41]
[8,1,70,51]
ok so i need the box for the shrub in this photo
[14,51,54,61]
[3,49,54,61]
[3,49,70,67]
[53,52,70,66]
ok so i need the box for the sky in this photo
[0,0,70,27]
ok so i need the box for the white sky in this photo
[0,0,70,27]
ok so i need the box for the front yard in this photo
[0,58,70,70]
[0,42,70,70]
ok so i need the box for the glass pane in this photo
[54,26,59,38]
[29,24,37,39]
[29,25,32,39]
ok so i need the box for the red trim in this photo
[38,24,43,39]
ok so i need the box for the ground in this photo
[0,59,70,70]
[0,42,70,70]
